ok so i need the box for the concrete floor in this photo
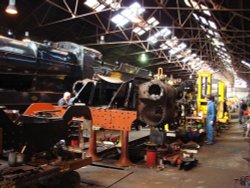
[77,117,249,188]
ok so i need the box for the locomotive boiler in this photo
[136,78,192,128]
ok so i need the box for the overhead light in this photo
[200,4,211,16]
[110,1,121,11]
[139,53,148,64]
[207,28,215,36]
[111,2,145,26]
[104,0,113,4]
[181,55,192,63]
[99,35,105,44]
[147,27,171,45]
[120,2,144,23]
[7,29,13,36]
[160,28,171,38]
[234,77,247,88]
[84,0,107,12]
[147,17,159,27]
[241,60,250,69]
[176,54,184,59]
[199,16,208,25]
[147,36,158,44]
[168,42,187,56]
[111,14,129,26]
[133,17,160,36]
[133,27,146,36]
[84,0,99,8]
[5,0,18,15]
[191,53,197,58]
[192,13,199,21]
[184,0,211,16]
[22,31,30,42]
[208,20,217,29]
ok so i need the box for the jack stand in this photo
[88,129,102,161]
[115,130,133,167]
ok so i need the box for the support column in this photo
[115,130,133,167]
[88,129,101,161]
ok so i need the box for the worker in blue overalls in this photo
[205,94,216,145]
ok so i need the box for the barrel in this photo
[146,149,157,167]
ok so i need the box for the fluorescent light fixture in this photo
[200,25,206,31]
[186,0,199,9]
[111,2,145,26]
[5,0,18,14]
[184,0,192,7]
[138,30,146,35]
[212,39,224,47]
[147,36,157,44]
[104,0,113,5]
[168,42,187,56]
[85,0,121,11]
[160,28,171,38]
[84,0,100,9]
[152,20,160,27]
[208,20,217,29]
[183,49,191,55]
[144,25,151,31]
[191,53,197,58]
[147,17,159,27]
[160,43,169,50]
[192,13,199,20]
[161,36,178,50]
[133,17,160,35]
[133,27,141,33]
[200,4,211,16]
[120,2,145,23]
[178,42,187,50]
[133,27,146,35]
[169,49,178,55]
[241,60,250,68]
[181,55,192,63]
[199,16,208,25]
[147,17,156,24]
[84,0,107,12]
[130,2,144,13]
[221,47,227,52]
[111,14,129,26]
[206,34,211,39]
[224,59,232,64]
[213,32,221,38]
[96,4,106,11]
[147,27,171,45]
[176,54,184,59]
[207,29,214,36]
[214,47,219,52]
[185,0,211,16]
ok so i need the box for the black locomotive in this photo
[0,35,102,110]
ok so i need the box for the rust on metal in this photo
[90,108,137,131]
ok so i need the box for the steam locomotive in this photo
[0,35,102,110]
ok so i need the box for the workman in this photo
[205,94,216,145]
[57,92,71,106]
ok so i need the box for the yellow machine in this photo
[197,72,212,116]
[197,72,229,124]
[216,81,229,124]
